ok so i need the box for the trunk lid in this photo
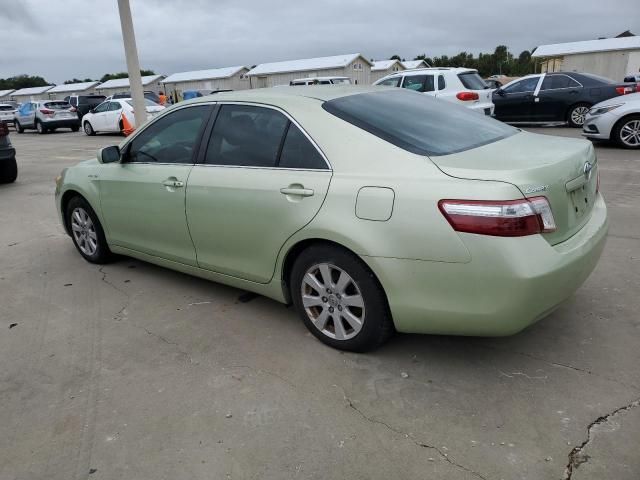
[430,131,598,245]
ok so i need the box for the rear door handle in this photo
[280,187,314,197]
[162,179,184,188]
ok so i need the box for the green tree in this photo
[99,69,155,83]
[0,74,50,90]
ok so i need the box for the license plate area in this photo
[569,185,591,219]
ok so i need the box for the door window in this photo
[541,74,581,90]
[438,75,446,90]
[93,102,109,113]
[278,124,327,170]
[502,77,539,94]
[125,105,211,164]
[378,77,401,87]
[108,102,122,111]
[205,105,288,167]
[402,75,435,92]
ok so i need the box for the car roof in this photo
[185,85,383,105]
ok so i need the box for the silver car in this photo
[0,103,16,126]
[583,92,640,149]
[14,100,80,134]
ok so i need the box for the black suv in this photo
[64,95,106,119]
[0,122,17,183]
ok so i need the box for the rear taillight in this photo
[39,108,54,115]
[438,196,556,237]
[636,83,640,93]
[456,91,480,101]
[615,86,634,95]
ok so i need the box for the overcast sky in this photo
[2,0,639,84]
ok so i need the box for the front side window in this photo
[323,89,517,156]
[378,77,401,87]
[205,105,288,167]
[108,102,122,111]
[402,75,435,93]
[126,105,211,164]
[503,77,539,94]
[93,102,109,113]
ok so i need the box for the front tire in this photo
[567,103,590,128]
[66,196,113,264]
[290,244,394,352]
[83,121,95,136]
[612,115,640,149]
[36,121,46,134]
[15,120,24,133]
[0,157,17,183]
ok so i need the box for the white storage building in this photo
[0,90,15,102]
[162,66,250,100]
[402,59,430,69]
[247,53,372,88]
[96,74,166,96]
[11,86,54,102]
[47,81,100,100]
[370,60,405,82]
[532,36,640,81]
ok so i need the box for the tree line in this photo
[389,45,536,77]
[0,70,156,90]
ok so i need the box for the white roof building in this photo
[370,59,405,82]
[96,74,166,94]
[247,53,372,87]
[163,66,250,95]
[532,36,640,80]
[402,59,430,69]
[11,85,54,101]
[0,89,15,100]
[47,81,100,99]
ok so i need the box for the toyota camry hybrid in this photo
[55,86,608,351]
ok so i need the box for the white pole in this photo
[117,0,147,128]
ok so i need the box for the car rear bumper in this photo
[364,193,608,336]
[42,118,80,129]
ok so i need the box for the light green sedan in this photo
[55,86,608,351]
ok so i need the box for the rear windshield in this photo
[44,102,71,110]
[0,105,14,111]
[322,90,517,156]
[80,95,106,104]
[458,72,489,90]
[331,78,351,84]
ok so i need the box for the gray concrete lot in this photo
[1,127,639,480]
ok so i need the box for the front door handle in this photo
[280,187,314,197]
[162,178,184,188]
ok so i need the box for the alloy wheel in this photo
[300,263,365,340]
[620,119,640,147]
[570,106,589,126]
[71,207,98,256]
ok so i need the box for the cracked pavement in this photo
[1,129,639,480]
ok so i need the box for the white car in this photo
[583,91,640,149]
[373,67,494,115]
[82,98,165,135]
[0,103,16,125]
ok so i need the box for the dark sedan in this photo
[493,72,637,127]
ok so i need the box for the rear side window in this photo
[378,77,401,87]
[541,75,581,90]
[457,72,489,90]
[402,75,434,92]
[44,102,71,110]
[205,105,288,167]
[323,90,517,156]
[438,75,446,90]
[279,124,326,169]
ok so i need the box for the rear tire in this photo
[612,114,640,149]
[83,121,95,136]
[65,196,114,264]
[15,120,24,133]
[290,244,394,352]
[0,157,17,184]
[36,121,46,134]
[567,103,590,128]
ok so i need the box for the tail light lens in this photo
[39,108,54,115]
[438,196,556,237]
[456,91,480,101]
[615,86,634,95]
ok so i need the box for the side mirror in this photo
[89,109,95,114]
[495,88,505,96]
[97,145,120,164]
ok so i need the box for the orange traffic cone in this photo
[121,112,135,137]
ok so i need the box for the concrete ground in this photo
[0,127,638,480]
